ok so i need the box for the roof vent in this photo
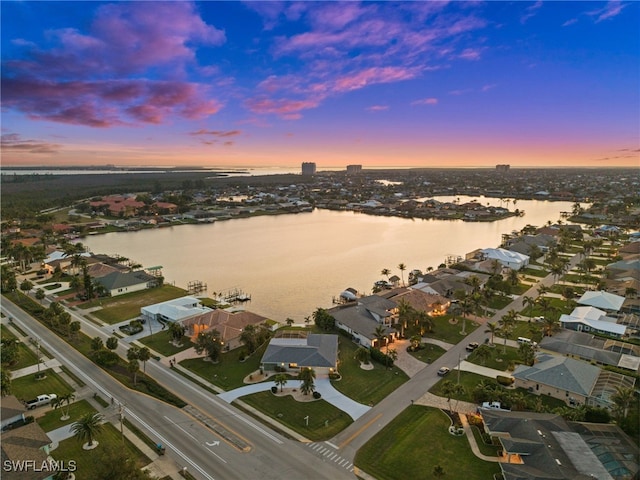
[555,459,562,466]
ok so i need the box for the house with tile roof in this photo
[0,420,53,480]
[329,295,397,348]
[482,410,639,480]
[140,296,212,323]
[182,309,269,349]
[512,353,635,408]
[261,333,338,374]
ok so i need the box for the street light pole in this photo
[457,353,461,385]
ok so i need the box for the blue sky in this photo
[2,1,638,168]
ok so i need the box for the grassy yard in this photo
[179,342,269,391]
[51,422,150,478]
[521,267,549,277]
[407,343,446,364]
[509,322,543,343]
[138,330,192,357]
[1,324,18,340]
[355,406,501,480]
[239,390,353,441]
[37,399,97,432]
[425,315,480,344]
[87,285,188,323]
[466,344,522,371]
[331,338,408,405]
[487,294,514,310]
[8,340,41,371]
[11,369,74,403]
[429,371,485,403]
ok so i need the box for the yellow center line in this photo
[339,413,383,449]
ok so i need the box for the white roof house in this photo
[141,296,212,323]
[480,248,530,271]
[578,291,625,312]
[560,306,627,337]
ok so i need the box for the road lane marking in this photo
[164,415,198,441]
[325,441,339,449]
[339,413,383,448]
[206,447,228,464]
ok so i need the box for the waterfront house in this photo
[141,296,212,324]
[480,247,529,271]
[94,270,159,297]
[182,309,269,349]
[329,295,397,348]
[261,333,338,375]
[577,291,625,312]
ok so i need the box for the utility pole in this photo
[457,353,461,385]
[119,403,125,444]
[35,337,42,377]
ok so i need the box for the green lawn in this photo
[331,338,408,405]
[407,343,446,364]
[239,391,353,441]
[429,371,485,403]
[509,322,543,343]
[179,342,269,391]
[425,315,480,344]
[521,267,549,277]
[1,324,18,340]
[487,294,514,309]
[138,330,192,357]
[11,369,74,403]
[355,406,501,480]
[37,399,97,432]
[88,285,188,323]
[4,339,41,371]
[51,422,150,477]
[466,344,521,371]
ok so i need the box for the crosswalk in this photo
[307,442,354,473]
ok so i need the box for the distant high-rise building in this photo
[301,162,316,175]
[496,164,510,172]
[346,164,362,174]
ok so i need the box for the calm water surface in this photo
[83,197,579,321]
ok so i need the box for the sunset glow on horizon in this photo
[2,1,638,169]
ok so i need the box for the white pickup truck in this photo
[479,401,511,412]
[24,394,57,410]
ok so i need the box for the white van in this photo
[517,337,538,347]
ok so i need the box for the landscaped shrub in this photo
[271,386,277,394]
[312,391,321,399]
[496,375,514,386]
[370,347,394,366]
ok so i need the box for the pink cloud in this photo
[411,98,438,106]
[245,97,320,119]
[588,1,627,22]
[458,48,482,61]
[334,66,419,92]
[190,129,241,137]
[1,133,61,154]
[367,105,389,112]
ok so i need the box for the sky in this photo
[1,1,638,169]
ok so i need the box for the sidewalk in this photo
[11,359,62,379]
[458,360,512,379]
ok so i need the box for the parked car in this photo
[25,394,57,410]
[465,342,479,352]
[437,367,451,377]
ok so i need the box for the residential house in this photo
[577,290,625,313]
[559,306,627,338]
[94,270,159,297]
[505,233,557,256]
[482,409,639,480]
[329,295,397,348]
[261,333,338,375]
[140,296,212,323]
[512,353,635,408]
[0,398,54,480]
[539,330,640,373]
[182,309,269,349]
[480,248,530,271]
[378,287,450,316]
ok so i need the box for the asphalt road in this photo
[1,299,356,480]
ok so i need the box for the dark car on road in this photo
[437,367,451,377]
[465,342,479,352]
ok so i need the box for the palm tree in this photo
[507,268,519,286]
[397,263,407,286]
[441,380,464,413]
[484,323,499,345]
[168,321,186,344]
[54,393,76,420]
[137,347,151,374]
[381,268,391,282]
[537,284,550,297]
[474,344,492,365]
[499,310,518,353]
[127,359,140,386]
[541,317,560,337]
[299,368,316,395]
[273,373,288,392]
[373,325,387,350]
[409,335,421,351]
[71,413,104,450]
[522,296,536,317]
[518,343,536,366]
[386,348,398,367]
[611,386,635,420]
[433,465,445,478]
[355,346,371,364]
[416,311,434,336]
